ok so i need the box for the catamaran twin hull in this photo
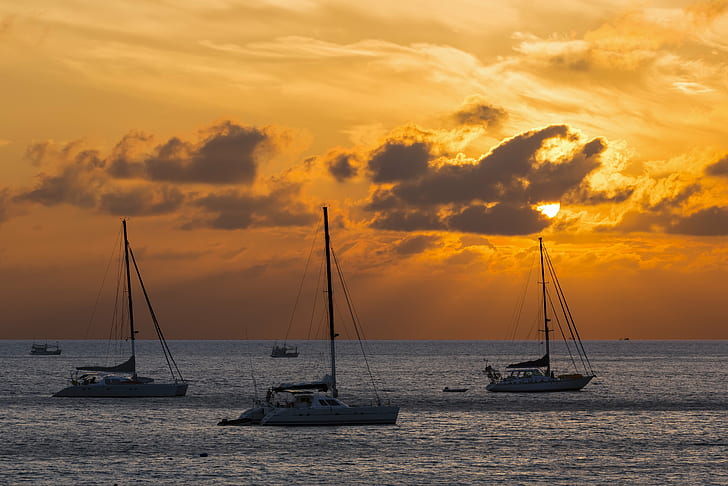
[485,375,593,393]
[261,405,399,426]
[220,405,399,426]
[53,383,188,398]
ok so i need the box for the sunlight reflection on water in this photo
[0,340,726,484]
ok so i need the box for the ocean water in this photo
[0,340,726,485]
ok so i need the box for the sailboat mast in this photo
[122,219,137,377]
[539,237,551,376]
[322,206,338,397]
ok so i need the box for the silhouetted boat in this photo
[53,220,187,398]
[442,387,468,393]
[30,342,62,355]
[484,237,595,392]
[219,206,398,426]
[270,344,299,358]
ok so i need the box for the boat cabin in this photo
[507,368,544,378]
[502,368,555,383]
[70,372,155,386]
[269,389,348,409]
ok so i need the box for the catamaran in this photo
[219,206,399,425]
[484,237,595,392]
[53,220,187,398]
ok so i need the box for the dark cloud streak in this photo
[363,124,607,235]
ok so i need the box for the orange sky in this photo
[1,1,728,340]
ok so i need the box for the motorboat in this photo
[270,344,299,358]
[442,387,468,393]
[30,342,62,355]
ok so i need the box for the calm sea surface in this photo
[0,340,726,485]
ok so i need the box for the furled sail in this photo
[507,354,549,369]
[273,374,333,392]
[77,355,135,373]
[272,381,329,392]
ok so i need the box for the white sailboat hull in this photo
[260,405,400,426]
[53,382,188,397]
[486,375,593,392]
[219,208,398,427]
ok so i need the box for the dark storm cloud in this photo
[447,204,549,235]
[380,125,580,207]
[14,163,99,208]
[392,234,441,255]
[648,183,701,212]
[367,141,431,183]
[190,184,317,230]
[705,155,728,177]
[99,186,185,216]
[527,137,606,202]
[364,189,399,211]
[107,131,155,179]
[369,208,445,232]
[364,125,606,235]
[327,153,358,182]
[11,121,304,221]
[668,206,728,236]
[452,100,507,128]
[603,210,672,233]
[110,122,268,184]
[566,185,635,205]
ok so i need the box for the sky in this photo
[1,0,728,340]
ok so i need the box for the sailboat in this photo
[484,237,595,392]
[53,220,188,398]
[218,206,399,426]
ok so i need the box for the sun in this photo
[537,202,561,218]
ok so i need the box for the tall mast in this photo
[539,237,551,376]
[322,206,338,397]
[122,219,137,377]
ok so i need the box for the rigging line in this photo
[285,220,322,343]
[311,307,329,375]
[306,252,326,341]
[85,225,123,340]
[242,327,259,403]
[547,249,593,375]
[546,288,579,372]
[508,249,538,341]
[543,248,584,372]
[128,247,184,382]
[544,247,593,374]
[331,250,373,355]
[331,247,382,403]
[108,238,125,362]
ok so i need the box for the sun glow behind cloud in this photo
[537,203,561,218]
[2,1,728,339]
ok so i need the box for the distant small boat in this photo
[270,344,299,358]
[30,342,62,355]
[442,387,468,393]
